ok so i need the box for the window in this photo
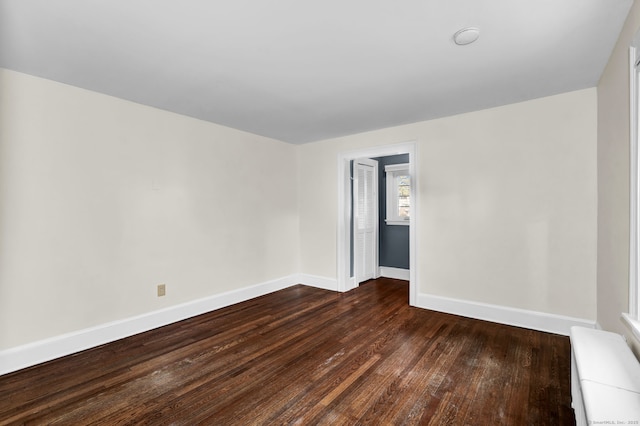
[626,36,640,338]
[385,163,410,225]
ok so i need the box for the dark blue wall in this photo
[373,154,410,269]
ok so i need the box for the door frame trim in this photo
[337,141,417,305]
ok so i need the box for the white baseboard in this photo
[2,276,590,376]
[296,273,338,291]
[378,267,410,281]
[416,292,596,336]
[0,275,299,376]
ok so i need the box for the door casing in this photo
[337,141,417,306]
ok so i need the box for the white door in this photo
[353,158,378,284]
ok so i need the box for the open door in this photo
[353,158,378,284]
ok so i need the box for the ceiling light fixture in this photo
[453,27,480,45]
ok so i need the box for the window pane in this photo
[386,168,411,223]
[397,173,410,219]
[398,206,410,218]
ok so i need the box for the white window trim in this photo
[385,163,410,226]
[625,35,640,341]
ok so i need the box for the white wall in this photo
[0,68,299,350]
[0,65,599,357]
[299,88,597,320]
[597,0,640,351]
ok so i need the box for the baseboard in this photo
[296,273,338,291]
[378,267,410,281]
[0,275,299,376]
[3,277,589,376]
[416,292,596,336]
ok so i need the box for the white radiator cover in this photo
[569,327,640,425]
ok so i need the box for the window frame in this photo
[385,163,410,226]
[625,37,640,339]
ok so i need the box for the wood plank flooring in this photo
[0,278,574,425]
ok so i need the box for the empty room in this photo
[2,0,640,424]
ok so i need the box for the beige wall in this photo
[299,89,598,320]
[0,69,299,350]
[597,0,640,349]
[0,66,600,353]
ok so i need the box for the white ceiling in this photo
[0,0,633,144]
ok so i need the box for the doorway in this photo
[337,142,417,306]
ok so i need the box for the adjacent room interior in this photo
[2,0,640,423]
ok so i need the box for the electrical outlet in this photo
[157,284,166,297]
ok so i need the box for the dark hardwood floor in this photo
[0,278,574,425]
